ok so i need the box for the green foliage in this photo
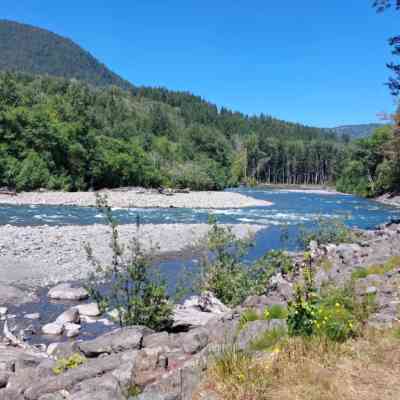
[251,250,294,294]
[336,125,400,196]
[0,70,345,191]
[86,196,173,331]
[52,353,86,375]
[288,261,377,343]
[264,304,288,320]
[249,326,287,351]
[127,385,142,397]
[197,217,253,306]
[299,217,355,246]
[238,309,260,330]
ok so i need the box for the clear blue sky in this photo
[1,0,399,127]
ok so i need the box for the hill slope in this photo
[0,20,131,89]
[329,123,385,139]
[0,21,346,191]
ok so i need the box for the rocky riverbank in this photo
[0,223,262,287]
[375,192,400,208]
[0,189,272,209]
[1,222,400,399]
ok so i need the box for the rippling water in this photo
[1,188,399,229]
[3,188,400,340]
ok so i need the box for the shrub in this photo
[86,195,173,331]
[250,250,293,294]
[238,309,260,330]
[264,304,288,320]
[53,353,86,375]
[197,216,253,306]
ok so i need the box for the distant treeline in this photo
[0,72,346,191]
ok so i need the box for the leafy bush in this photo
[287,256,374,342]
[197,217,254,306]
[238,309,260,330]
[264,304,288,320]
[86,196,173,331]
[52,353,86,375]
[251,250,293,294]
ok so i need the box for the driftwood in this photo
[158,187,190,196]
[2,320,48,357]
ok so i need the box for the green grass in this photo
[250,327,287,351]
[264,304,288,320]
[238,309,260,330]
[351,256,400,280]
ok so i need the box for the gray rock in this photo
[0,371,10,388]
[142,332,171,349]
[55,308,80,325]
[0,306,8,316]
[0,283,35,305]
[64,323,81,338]
[75,303,101,317]
[42,322,64,336]
[237,319,287,350]
[38,393,65,400]
[23,354,122,400]
[181,328,209,354]
[47,341,79,358]
[48,283,89,301]
[172,306,219,330]
[78,326,153,357]
[183,292,231,314]
[25,313,40,320]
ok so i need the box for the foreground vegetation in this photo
[203,327,400,400]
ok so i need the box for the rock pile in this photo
[1,222,400,399]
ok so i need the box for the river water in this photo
[1,187,400,273]
[2,188,400,344]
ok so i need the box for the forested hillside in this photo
[328,123,385,140]
[0,20,131,90]
[0,72,345,191]
[336,125,400,196]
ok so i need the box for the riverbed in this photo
[1,187,400,288]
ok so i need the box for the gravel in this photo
[0,189,272,209]
[0,223,262,287]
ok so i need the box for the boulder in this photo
[75,303,101,317]
[64,323,81,338]
[172,306,217,330]
[183,292,231,314]
[46,342,79,359]
[0,371,10,388]
[143,332,171,349]
[78,326,153,357]
[48,284,88,301]
[181,328,209,354]
[23,354,122,400]
[42,323,64,336]
[0,283,35,305]
[237,319,287,350]
[55,308,80,325]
